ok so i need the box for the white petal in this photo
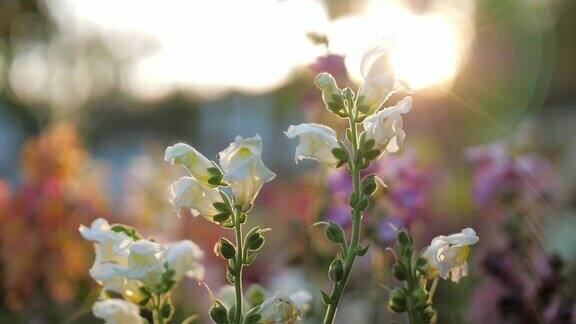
[285,123,339,168]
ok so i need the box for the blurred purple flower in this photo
[325,204,351,228]
[376,217,405,241]
[465,142,556,206]
[376,151,430,216]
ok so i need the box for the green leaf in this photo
[208,176,223,186]
[363,149,381,160]
[361,139,375,151]
[244,253,258,265]
[321,291,333,305]
[213,202,230,213]
[213,212,231,223]
[331,148,348,162]
[207,167,222,176]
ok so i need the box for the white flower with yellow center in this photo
[122,240,165,289]
[285,123,340,168]
[92,299,144,324]
[164,240,205,282]
[218,134,275,211]
[168,176,223,221]
[422,228,479,283]
[164,143,216,186]
[362,96,412,154]
[259,291,312,324]
[356,40,398,115]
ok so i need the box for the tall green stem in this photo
[323,104,363,324]
[233,211,244,324]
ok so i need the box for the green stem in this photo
[153,294,164,324]
[233,211,244,324]
[323,104,363,324]
[405,257,421,324]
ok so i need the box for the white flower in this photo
[168,176,223,221]
[285,123,340,168]
[356,40,397,115]
[362,96,412,154]
[79,218,133,262]
[315,72,343,110]
[218,134,275,210]
[164,240,205,282]
[422,228,479,283]
[122,240,165,289]
[164,143,216,186]
[259,291,312,324]
[92,299,144,324]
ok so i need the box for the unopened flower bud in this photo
[328,259,344,282]
[389,288,407,309]
[315,73,344,113]
[209,301,228,324]
[392,262,407,281]
[324,222,345,244]
[246,232,265,251]
[216,238,236,259]
[412,287,428,307]
[396,230,413,246]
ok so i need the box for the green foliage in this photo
[387,229,436,324]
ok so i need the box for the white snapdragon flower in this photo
[164,143,216,186]
[164,240,205,282]
[168,176,223,221]
[259,291,312,324]
[285,123,340,168]
[356,40,398,115]
[79,218,133,264]
[422,228,479,283]
[218,134,275,210]
[362,96,412,154]
[92,299,144,324]
[122,240,165,289]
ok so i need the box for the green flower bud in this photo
[412,287,428,307]
[216,238,236,259]
[209,301,229,324]
[246,232,265,251]
[324,222,345,244]
[388,298,406,313]
[392,262,407,281]
[396,229,413,246]
[356,197,369,211]
[247,284,265,306]
[389,288,407,309]
[361,175,378,196]
[328,259,344,282]
[315,73,344,113]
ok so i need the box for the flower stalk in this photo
[233,209,244,324]
[323,96,364,324]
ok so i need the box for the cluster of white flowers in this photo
[422,228,479,283]
[80,218,204,323]
[165,134,275,219]
[285,41,411,167]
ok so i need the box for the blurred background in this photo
[0,0,575,323]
